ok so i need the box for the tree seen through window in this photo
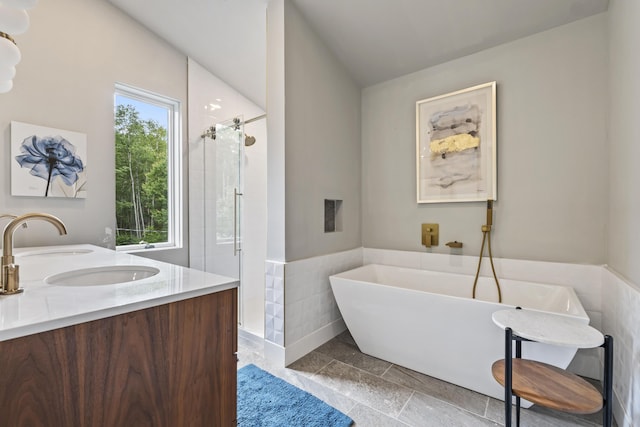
[115,94,170,247]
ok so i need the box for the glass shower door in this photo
[203,117,243,296]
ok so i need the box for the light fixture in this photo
[0,0,38,94]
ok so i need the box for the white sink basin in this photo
[20,248,94,258]
[45,265,160,286]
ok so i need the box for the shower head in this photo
[244,134,256,147]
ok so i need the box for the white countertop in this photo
[492,308,604,348]
[0,244,238,341]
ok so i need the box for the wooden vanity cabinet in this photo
[0,288,238,427]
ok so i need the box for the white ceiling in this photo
[109,0,608,110]
[109,0,268,107]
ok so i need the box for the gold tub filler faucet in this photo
[1,213,67,295]
[472,200,502,302]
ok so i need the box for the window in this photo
[114,83,182,251]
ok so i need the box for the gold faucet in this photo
[0,215,27,250]
[1,213,67,295]
[0,214,28,230]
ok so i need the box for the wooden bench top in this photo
[492,358,603,414]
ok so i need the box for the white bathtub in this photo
[329,264,590,405]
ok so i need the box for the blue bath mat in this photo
[237,364,353,427]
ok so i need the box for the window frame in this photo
[114,82,183,252]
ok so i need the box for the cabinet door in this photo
[168,288,238,426]
[0,288,238,427]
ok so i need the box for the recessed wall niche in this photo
[324,199,343,233]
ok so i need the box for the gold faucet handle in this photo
[2,263,23,295]
[422,228,432,248]
[421,223,439,248]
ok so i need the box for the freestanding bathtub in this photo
[329,264,590,405]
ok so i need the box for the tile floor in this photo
[238,330,614,427]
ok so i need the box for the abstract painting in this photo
[11,121,87,198]
[416,82,496,203]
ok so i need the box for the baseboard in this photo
[238,327,264,345]
[264,340,286,367]
[613,388,629,427]
[283,318,347,366]
[567,347,601,380]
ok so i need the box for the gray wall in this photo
[605,3,640,422]
[266,0,287,262]
[607,0,640,285]
[0,0,189,266]
[267,0,362,262]
[362,14,608,264]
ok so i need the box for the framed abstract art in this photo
[416,82,496,203]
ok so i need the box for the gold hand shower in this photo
[472,200,502,302]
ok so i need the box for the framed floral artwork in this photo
[416,82,496,203]
[11,121,87,198]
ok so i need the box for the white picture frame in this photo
[416,82,496,203]
[11,121,87,198]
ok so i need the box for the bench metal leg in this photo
[515,339,522,427]
[500,323,613,427]
[603,335,613,427]
[505,327,513,427]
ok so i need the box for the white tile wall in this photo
[363,248,423,269]
[602,268,640,426]
[265,260,285,345]
[276,248,606,351]
[284,248,363,345]
[364,248,603,313]
[263,249,364,348]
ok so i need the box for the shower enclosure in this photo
[190,113,267,336]
[192,117,245,322]
[187,58,266,337]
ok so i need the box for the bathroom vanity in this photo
[0,244,239,427]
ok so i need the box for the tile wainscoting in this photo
[602,267,640,427]
[264,260,286,346]
[264,247,638,426]
[265,248,363,365]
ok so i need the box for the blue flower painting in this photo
[16,135,84,197]
[11,122,88,198]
